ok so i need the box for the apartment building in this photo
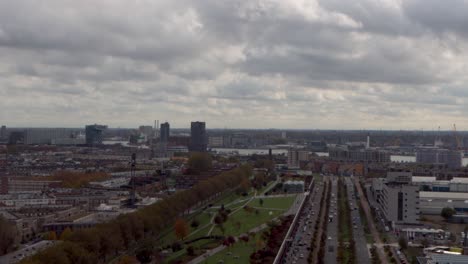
[287,149,309,168]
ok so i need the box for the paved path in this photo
[354,177,388,264]
[188,224,268,264]
[207,191,257,235]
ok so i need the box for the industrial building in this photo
[415,148,462,169]
[329,147,391,162]
[23,128,79,145]
[374,173,468,216]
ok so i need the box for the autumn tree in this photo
[23,165,253,264]
[50,171,110,188]
[48,231,57,241]
[174,219,189,240]
[59,227,73,241]
[118,255,139,264]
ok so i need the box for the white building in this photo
[374,174,468,216]
[419,192,468,215]
[0,193,56,209]
[380,183,420,225]
[89,177,130,188]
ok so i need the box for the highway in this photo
[346,177,371,264]
[324,176,338,264]
[282,179,324,264]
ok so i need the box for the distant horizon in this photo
[2,125,466,133]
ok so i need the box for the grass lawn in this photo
[403,247,423,264]
[248,196,297,210]
[212,208,283,237]
[187,222,213,238]
[164,192,296,263]
[160,212,213,244]
[212,192,242,208]
[191,212,213,229]
[258,181,277,195]
[313,173,323,182]
[201,234,260,264]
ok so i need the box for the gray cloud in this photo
[1,0,468,129]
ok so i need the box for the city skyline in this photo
[2,1,468,130]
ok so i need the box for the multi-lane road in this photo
[278,175,379,264]
[324,176,338,264]
[346,177,372,264]
[282,180,324,264]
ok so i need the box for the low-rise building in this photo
[283,180,305,193]
[0,193,56,209]
[421,253,468,264]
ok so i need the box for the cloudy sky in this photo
[1,0,468,130]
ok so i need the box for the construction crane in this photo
[452,124,462,150]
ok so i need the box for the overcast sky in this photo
[1,0,468,130]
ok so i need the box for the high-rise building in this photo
[287,148,309,168]
[160,122,170,143]
[372,172,420,225]
[85,124,107,145]
[190,121,207,152]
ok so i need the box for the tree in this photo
[60,227,73,241]
[187,246,195,256]
[441,207,456,219]
[421,238,430,248]
[0,216,16,254]
[190,219,200,228]
[135,248,152,263]
[24,165,254,263]
[398,236,408,250]
[174,219,189,240]
[118,255,139,264]
[48,231,57,240]
[188,153,212,174]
